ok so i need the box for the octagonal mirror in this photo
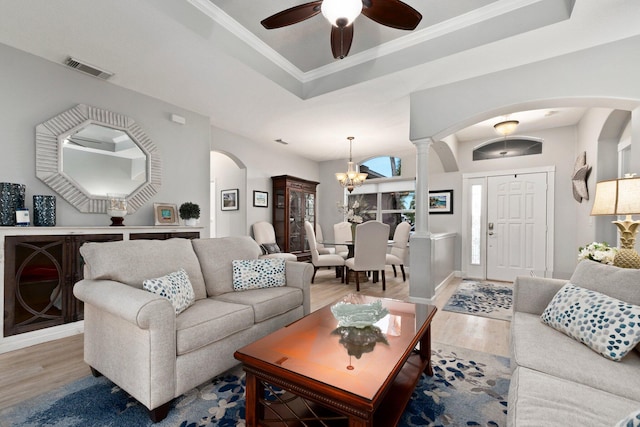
[36,104,161,213]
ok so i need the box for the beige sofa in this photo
[73,236,313,422]
[508,260,640,426]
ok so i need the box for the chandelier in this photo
[493,120,519,137]
[335,136,367,193]
[321,0,363,27]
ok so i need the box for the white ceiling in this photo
[0,0,639,162]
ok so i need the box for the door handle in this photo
[488,232,494,236]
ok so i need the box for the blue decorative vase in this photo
[33,195,56,226]
[0,183,26,226]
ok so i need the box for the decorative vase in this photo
[33,195,56,226]
[0,183,26,226]
[185,218,197,227]
[351,222,357,241]
[106,193,127,226]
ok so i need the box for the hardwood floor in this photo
[0,267,510,411]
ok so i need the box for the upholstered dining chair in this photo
[304,221,345,283]
[251,221,297,261]
[315,223,335,255]
[333,221,352,259]
[345,221,390,292]
[386,221,411,282]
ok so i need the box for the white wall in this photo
[211,126,320,236]
[0,43,211,232]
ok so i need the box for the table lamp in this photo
[590,175,640,268]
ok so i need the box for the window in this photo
[470,184,482,265]
[348,190,415,239]
[360,156,401,178]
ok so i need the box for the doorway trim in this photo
[461,165,555,280]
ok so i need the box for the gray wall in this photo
[211,126,320,236]
[0,43,211,231]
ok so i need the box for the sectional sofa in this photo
[508,260,640,426]
[74,236,313,422]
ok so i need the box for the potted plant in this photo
[179,202,200,227]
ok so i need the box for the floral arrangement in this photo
[578,242,617,265]
[337,197,368,224]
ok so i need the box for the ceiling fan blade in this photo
[331,25,354,59]
[261,1,323,29]
[362,0,422,30]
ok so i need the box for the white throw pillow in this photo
[143,268,195,315]
[541,283,640,361]
[232,259,286,291]
[615,408,640,427]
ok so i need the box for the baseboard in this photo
[0,321,84,354]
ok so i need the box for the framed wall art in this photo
[428,190,453,214]
[253,190,268,207]
[221,189,239,211]
[154,203,180,225]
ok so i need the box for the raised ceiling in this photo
[0,1,638,162]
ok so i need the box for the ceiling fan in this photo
[261,0,422,59]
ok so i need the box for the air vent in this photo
[64,57,113,80]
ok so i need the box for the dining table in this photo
[318,240,394,284]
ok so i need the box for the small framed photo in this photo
[221,189,239,211]
[253,190,268,208]
[154,203,179,225]
[428,190,454,214]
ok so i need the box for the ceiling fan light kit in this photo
[261,0,422,60]
[321,0,362,27]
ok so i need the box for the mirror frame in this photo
[36,104,161,213]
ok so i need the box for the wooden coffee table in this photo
[234,294,437,426]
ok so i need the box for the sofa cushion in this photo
[232,259,286,291]
[191,237,262,297]
[508,366,640,427]
[215,286,303,323]
[541,283,640,361]
[512,311,640,401]
[569,260,640,305]
[80,238,207,300]
[143,269,195,315]
[616,409,640,427]
[175,298,254,356]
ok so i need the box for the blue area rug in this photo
[0,344,510,427]
[442,281,513,321]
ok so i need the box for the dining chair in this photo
[333,222,352,259]
[345,221,390,291]
[304,221,345,283]
[386,221,411,281]
[315,223,335,255]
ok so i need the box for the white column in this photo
[632,107,640,174]
[409,138,434,303]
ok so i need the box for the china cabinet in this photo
[272,175,319,261]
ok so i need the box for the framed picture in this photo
[428,190,454,214]
[253,190,268,208]
[221,189,239,211]
[154,203,179,225]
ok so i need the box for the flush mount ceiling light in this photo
[335,136,367,193]
[493,120,519,137]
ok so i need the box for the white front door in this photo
[486,173,548,281]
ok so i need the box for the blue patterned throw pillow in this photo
[232,259,286,291]
[615,409,640,427]
[143,268,195,315]
[541,283,640,361]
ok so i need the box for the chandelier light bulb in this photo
[336,136,367,193]
[321,0,362,27]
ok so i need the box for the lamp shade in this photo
[591,177,640,216]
